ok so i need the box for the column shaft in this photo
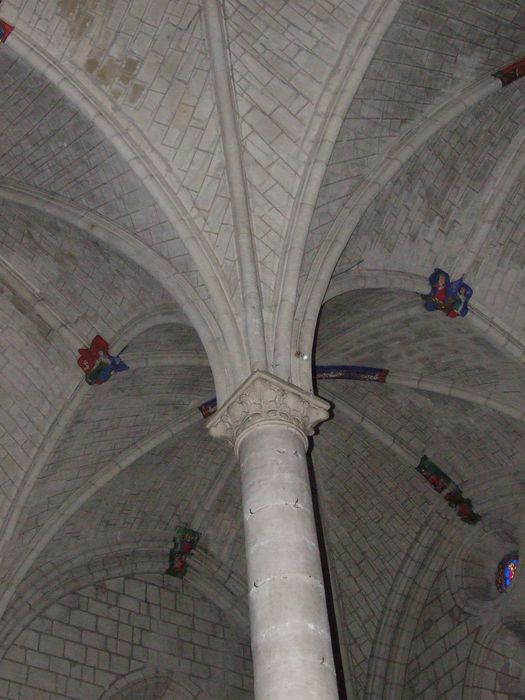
[237,422,338,700]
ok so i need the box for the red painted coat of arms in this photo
[0,19,14,43]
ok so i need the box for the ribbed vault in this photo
[1,1,525,698]
[314,288,525,698]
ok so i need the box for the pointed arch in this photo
[0,411,202,622]
[272,0,402,380]
[0,303,213,567]
[292,76,501,387]
[7,31,249,390]
[0,182,237,397]
[0,537,248,658]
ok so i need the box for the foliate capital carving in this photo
[206,371,330,447]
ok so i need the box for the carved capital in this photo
[206,370,330,446]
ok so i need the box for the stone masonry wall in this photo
[0,573,252,699]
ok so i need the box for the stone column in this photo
[207,371,338,700]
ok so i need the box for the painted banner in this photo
[198,397,217,417]
[494,57,525,86]
[0,19,14,43]
[77,335,129,385]
[165,526,201,579]
[417,455,481,525]
[421,268,473,318]
[315,365,389,382]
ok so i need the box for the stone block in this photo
[64,641,86,664]
[0,660,28,684]
[27,667,57,693]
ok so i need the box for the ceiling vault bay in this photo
[1,1,525,699]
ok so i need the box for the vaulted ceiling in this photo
[1,1,525,698]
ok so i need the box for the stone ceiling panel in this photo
[0,201,170,342]
[474,166,525,336]
[53,427,240,562]
[71,427,227,534]
[17,361,214,548]
[224,0,367,303]
[0,49,210,300]
[314,379,525,696]
[2,3,236,301]
[0,286,77,530]
[313,416,434,696]
[302,0,525,297]
[126,322,206,356]
[22,424,247,626]
[0,202,172,542]
[406,567,525,699]
[328,82,525,344]
[318,289,525,409]
[322,380,525,482]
